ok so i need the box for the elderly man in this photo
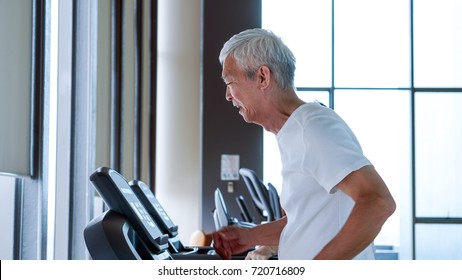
[213,28,396,260]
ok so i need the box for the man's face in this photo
[221,56,260,123]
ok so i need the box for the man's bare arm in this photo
[314,165,396,260]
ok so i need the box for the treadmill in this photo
[84,167,171,260]
[129,179,220,259]
[84,167,223,259]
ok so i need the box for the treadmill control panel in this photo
[90,167,169,252]
[130,180,179,237]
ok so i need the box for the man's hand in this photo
[212,226,254,259]
[245,245,278,260]
[213,218,286,260]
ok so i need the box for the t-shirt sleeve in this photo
[301,112,371,194]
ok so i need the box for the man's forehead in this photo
[221,66,231,81]
[221,56,238,80]
[221,72,230,81]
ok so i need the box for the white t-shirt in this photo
[277,102,375,260]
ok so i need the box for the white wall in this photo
[156,0,202,244]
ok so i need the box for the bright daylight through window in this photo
[262,0,462,260]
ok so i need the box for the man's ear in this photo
[257,65,271,89]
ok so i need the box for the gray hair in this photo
[219,28,296,91]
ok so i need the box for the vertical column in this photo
[156,0,201,243]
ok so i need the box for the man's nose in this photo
[225,88,232,101]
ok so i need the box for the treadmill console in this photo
[129,180,185,253]
[89,167,169,256]
[129,180,178,237]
